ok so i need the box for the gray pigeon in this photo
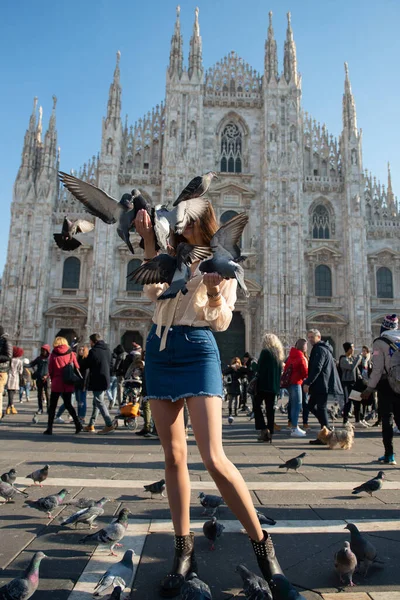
[256,511,277,527]
[199,212,249,296]
[236,564,272,600]
[203,517,225,550]
[109,586,122,599]
[60,497,110,529]
[352,471,384,496]
[25,464,49,487]
[345,523,382,576]
[1,468,17,485]
[63,496,97,509]
[59,172,139,255]
[80,508,130,556]
[143,478,166,499]
[93,549,135,596]
[198,492,224,516]
[0,481,28,503]
[25,488,68,518]
[278,453,307,472]
[334,541,357,586]
[128,243,211,300]
[31,414,38,424]
[0,551,46,600]
[181,572,212,599]
[173,172,218,207]
[53,216,94,251]
[154,196,210,238]
[269,574,306,600]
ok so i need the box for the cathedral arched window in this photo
[315,265,332,297]
[289,125,296,143]
[126,259,143,292]
[220,123,242,173]
[312,205,330,239]
[376,267,393,299]
[62,257,81,289]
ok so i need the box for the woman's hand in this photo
[203,272,223,295]
[135,209,154,242]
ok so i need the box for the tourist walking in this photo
[0,326,12,420]
[114,344,128,406]
[43,337,82,436]
[75,344,89,423]
[83,333,115,435]
[5,347,24,415]
[29,344,50,414]
[19,358,32,403]
[339,342,364,427]
[223,357,246,419]
[282,339,308,437]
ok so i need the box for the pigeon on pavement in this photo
[60,497,110,529]
[278,453,307,473]
[181,572,213,599]
[352,471,384,496]
[345,523,382,576]
[31,414,38,424]
[93,549,135,596]
[0,481,28,503]
[25,464,49,487]
[198,492,224,516]
[203,517,225,550]
[63,497,97,509]
[53,216,94,251]
[236,564,272,599]
[173,172,218,207]
[256,511,277,527]
[199,212,249,296]
[269,574,306,599]
[334,541,357,586]
[25,488,68,518]
[1,469,17,485]
[109,586,122,599]
[0,552,46,600]
[128,243,211,300]
[80,508,130,556]
[143,479,166,499]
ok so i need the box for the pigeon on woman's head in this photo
[173,172,218,206]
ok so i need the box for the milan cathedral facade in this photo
[1,8,399,362]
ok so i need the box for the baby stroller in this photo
[113,378,142,431]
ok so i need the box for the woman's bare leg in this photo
[187,395,263,542]
[150,399,191,536]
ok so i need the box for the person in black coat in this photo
[223,357,247,418]
[82,333,115,435]
[303,329,343,445]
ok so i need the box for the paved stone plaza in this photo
[1,395,400,599]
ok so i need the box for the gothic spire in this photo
[106,51,122,127]
[264,11,278,83]
[342,62,358,136]
[188,7,203,79]
[387,162,395,208]
[283,12,298,85]
[169,5,183,79]
[36,105,43,144]
[18,97,38,176]
[42,95,58,171]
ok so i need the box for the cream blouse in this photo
[143,264,237,351]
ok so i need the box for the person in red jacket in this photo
[43,336,82,436]
[283,338,308,437]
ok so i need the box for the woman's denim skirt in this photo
[144,324,223,402]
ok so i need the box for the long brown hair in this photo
[172,201,219,248]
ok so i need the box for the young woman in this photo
[29,344,51,414]
[75,344,89,423]
[339,342,363,427]
[253,333,284,443]
[282,339,308,437]
[5,347,24,415]
[223,357,246,419]
[136,205,282,598]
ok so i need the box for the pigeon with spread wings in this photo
[53,216,94,251]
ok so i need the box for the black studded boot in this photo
[250,530,283,581]
[159,532,197,598]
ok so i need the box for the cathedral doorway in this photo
[213,311,245,367]
[55,328,79,345]
[121,330,143,353]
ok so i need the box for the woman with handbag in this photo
[254,334,284,443]
[43,336,82,435]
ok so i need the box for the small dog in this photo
[318,423,354,450]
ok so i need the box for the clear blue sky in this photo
[1,0,399,275]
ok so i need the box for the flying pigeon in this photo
[256,511,277,527]
[53,216,94,251]
[1,468,17,485]
[236,564,272,600]
[63,497,97,509]
[0,551,46,600]
[334,541,357,586]
[143,478,166,499]
[181,572,213,600]
[173,172,218,206]
[60,497,110,529]
[203,517,225,550]
[269,574,306,600]
[25,488,68,518]
[127,243,211,300]
[0,481,28,503]
[154,196,210,237]
[199,212,249,296]
[198,492,224,516]
[352,471,384,496]
[345,523,383,576]
[278,453,307,473]
[59,172,144,255]
[25,464,49,487]
[93,549,135,596]
[79,508,130,556]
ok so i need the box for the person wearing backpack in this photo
[361,314,400,465]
